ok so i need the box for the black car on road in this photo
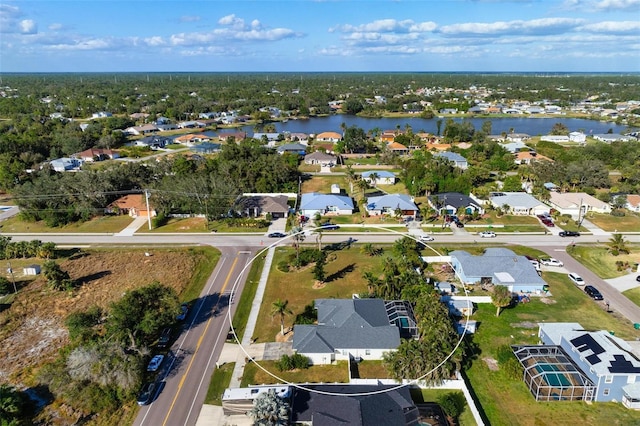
[584,285,604,300]
[137,382,157,405]
[268,232,287,238]
[559,231,580,237]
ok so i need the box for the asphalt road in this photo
[134,245,255,426]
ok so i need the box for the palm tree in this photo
[368,172,380,188]
[250,389,290,426]
[356,178,369,200]
[492,285,513,317]
[271,299,293,336]
[345,164,357,194]
[607,233,630,256]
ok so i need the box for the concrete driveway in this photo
[606,271,640,292]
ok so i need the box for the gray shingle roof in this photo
[451,248,547,287]
[293,299,400,354]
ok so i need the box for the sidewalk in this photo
[580,218,610,237]
[114,216,148,236]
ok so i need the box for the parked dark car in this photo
[584,285,604,300]
[559,231,580,237]
[157,327,172,348]
[268,232,287,238]
[320,223,340,230]
[137,382,157,405]
[176,302,190,321]
[636,275,640,282]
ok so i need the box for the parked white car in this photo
[419,234,435,242]
[147,354,165,372]
[540,258,564,267]
[478,231,496,238]
[568,273,585,286]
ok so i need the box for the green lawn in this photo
[410,388,477,426]
[139,217,268,233]
[205,362,235,405]
[465,271,640,426]
[0,215,135,233]
[569,244,640,279]
[241,360,349,387]
[586,212,640,232]
[623,287,640,308]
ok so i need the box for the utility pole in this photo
[6,262,17,294]
[144,189,152,230]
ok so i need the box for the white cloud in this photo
[582,20,640,32]
[331,19,437,34]
[594,0,640,10]
[48,23,64,31]
[144,36,165,47]
[19,19,37,34]
[439,17,583,36]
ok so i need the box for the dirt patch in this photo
[511,321,539,329]
[0,249,202,382]
[540,297,557,304]
[312,281,326,289]
[483,357,499,371]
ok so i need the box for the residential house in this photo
[450,248,548,293]
[512,322,640,407]
[380,130,401,143]
[315,131,342,143]
[50,158,81,172]
[569,132,587,144]
[292,298,401,365]
[489,192,550,216]
[540,135,570,143]
[124,124,158,136]
[303,151,336,166]
[174,133,211,146]
[501,141,529,153]
[429,192,485,215]
[276,143,307,156]
[108,194,155,218]
[285,132,309,144]
[155,116,170,125]
[222,386,291,416]
[506,133,531,143]
[593,134,635,143]
[386,141,409,155]
[91,111,112,119]
[156,123,178,132]
[299,192,354,217]
[253,132,282,145]
[514,151,552,165]
[216,131,247,143]
[135,135,171,150]
[361,170,396,185]
[624,194,640,213]
[73,148,119,162]
[177,120,205,129]
[548,192,612,219]
[291,384,420,426]
[129,112,150,121]
[365,194,418,218]
[190,142,221,154]
[435,151,468,169]
[198,112,218,119]
[239,195,290,219]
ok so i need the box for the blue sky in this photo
[1,0,639,72]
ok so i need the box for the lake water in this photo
[234,115,627,137]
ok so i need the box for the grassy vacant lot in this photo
[241,360,349,387]
[587,212,640,232]
[139,217,268,233]
[301,175,347,193]
[0,214,134,233]
[466,271,640,426]
[570,244,640,279]
[252,246,381,342]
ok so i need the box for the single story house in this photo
[365,194,418,218]
[299,192,354,217]
[174,133,211,146]
[514,151,552,165]
[239,195,290,219]
[450,248,548,293]
[593,134,635,143]
[386,142,409,155]
[276,143,307,155]
[488,192,550,216]
[548,192,612,219]
[129,112,150,120]
[222,386,291,416]
[569,132,587,143]
[190,143,221,154]
[512,322,640,407]
[135,135,171,149]
[253,132,282,143]
[501,141,529,153]
[315,131,342,143]
[91,111,112,119]
[23,264,41,275]
[435,151,468,169]
[50,158,81,172]
[124,124,158,136]
[361,170,396,185]
[624,194,640,213]
[292,298,401,365]
[177,120,205,129]
[304,151,336,166]
[216,131,247,143]
[506,133,531,143]
[107,194,155,218]
[291,384,419,425]
[73,148,119,162]
[156,123,178,132]
[429,192,484,216]
[540,135,570,143]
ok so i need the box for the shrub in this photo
[277,261,290,273]
[437,391,466,420]
[275,354,309,371]
[501,357,523,380]
[496,344,515,365]
[295,302,317,325]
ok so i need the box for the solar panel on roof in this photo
[570,334,605,355]
[609,355,640,374]
[585,354,601,365]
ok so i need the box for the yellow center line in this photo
[162,256,239,426]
